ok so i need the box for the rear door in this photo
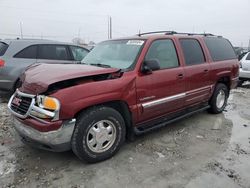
[10,44,38,76]
[136,39,186,123]
[179,38,211,106]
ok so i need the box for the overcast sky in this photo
[0,0,249,46]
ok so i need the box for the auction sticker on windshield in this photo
[126,40,144,45]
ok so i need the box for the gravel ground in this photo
[0,84,250,188]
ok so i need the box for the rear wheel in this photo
[208,83,229,114]
[71,106,126,163]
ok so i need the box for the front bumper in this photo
[13,117,76,152]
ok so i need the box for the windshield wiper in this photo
[90,63,111,68]
[75,61,83,64]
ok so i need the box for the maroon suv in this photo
[8,31,239,163]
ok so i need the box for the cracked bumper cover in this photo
[13,117,76,152]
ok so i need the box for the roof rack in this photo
[137,31,221,37]
[137,31,177,36]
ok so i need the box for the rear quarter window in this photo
[204,37,237,61]
[14,45,38,59]
[0,42,8,56]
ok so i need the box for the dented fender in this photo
[50,72,138,121]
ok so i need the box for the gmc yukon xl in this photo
[8,31,239,163]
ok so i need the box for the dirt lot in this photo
[1,85,250,188]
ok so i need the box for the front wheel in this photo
[71,106,126,163]
[208,83,229,114]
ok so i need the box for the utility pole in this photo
[248,38,250,51]
[109,16,112,39]
[108,16,110,39]
[78,27,81,39]
[107,16,112,39]
[20,22,23,39]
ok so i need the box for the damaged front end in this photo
[8,90,60,123]
[8,64,124,151]
[44,70,123,95]
[8,89,76,151]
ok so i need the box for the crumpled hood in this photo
[20,63,119,94]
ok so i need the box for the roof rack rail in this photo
[137,31,177,36]
[137,31,220,37]
[165,32,215,36]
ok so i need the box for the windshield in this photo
[82,39,145,69]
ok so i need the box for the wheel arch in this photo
[217,76,230,92]
[74,100,134,140]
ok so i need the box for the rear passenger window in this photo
[145,39,179,69]
[204,37,236,61]
[38,45,70,60]
[180,39,205,65]
[14,45,37,59]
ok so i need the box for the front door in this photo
[136,39,186,123]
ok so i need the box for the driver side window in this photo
[145,39,179,70]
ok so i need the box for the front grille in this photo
[10,94,32,116]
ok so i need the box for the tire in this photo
[208,83,229,114]
[238,80,244,87]
[71,106,126,163]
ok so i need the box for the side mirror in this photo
[141,59,160,74]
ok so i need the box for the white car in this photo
[239,52,250,85]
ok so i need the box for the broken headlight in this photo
[37,96,60,111]
[30,96,60,120]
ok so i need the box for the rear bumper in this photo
[239,69,250,80]
[13,117,76,152]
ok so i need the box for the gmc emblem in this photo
[12,97,22,106]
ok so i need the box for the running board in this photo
[134,105,210,135]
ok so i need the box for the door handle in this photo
[177,73,184,79]
[204,69,209,73]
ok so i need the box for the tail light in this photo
[0,59,5,67]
